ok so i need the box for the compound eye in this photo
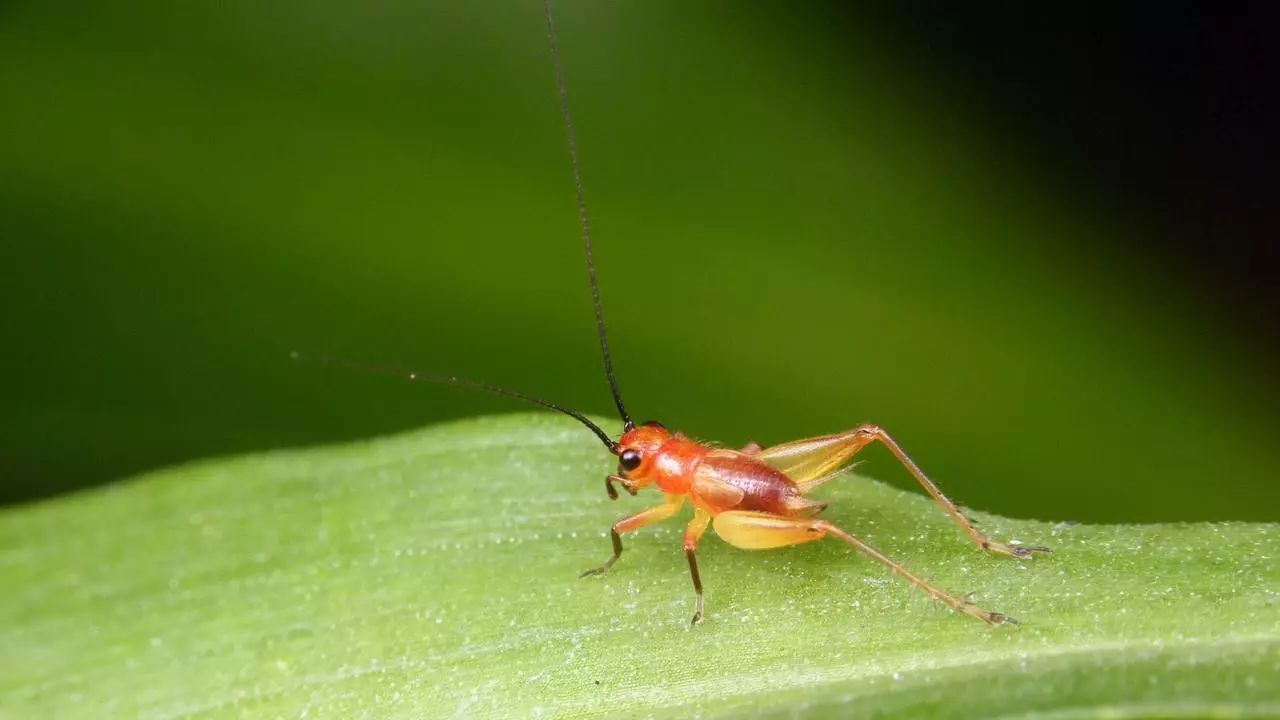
[619,449,642,472]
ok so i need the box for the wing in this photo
[691,449,810,515]
[756,432,863,489]
[690,453,746,514]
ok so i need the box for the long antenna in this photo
[543,0,634,432]
[291,352,619,452]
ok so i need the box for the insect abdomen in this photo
[695,452,801,515]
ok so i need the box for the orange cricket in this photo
[540,0,1049,627]
[302,0,1051,628]
[591,420,1049,627]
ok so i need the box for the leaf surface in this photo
[2,414,1277,718]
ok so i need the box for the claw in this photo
[1010,543,1053,558]
[985,611,1019,626]
[579,565,609,578]
[983,539,1052,558]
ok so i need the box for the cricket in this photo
[303,0,1051,627]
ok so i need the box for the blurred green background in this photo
[1,1,1277,522]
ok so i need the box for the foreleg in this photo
[603,474,638,500]
[580,494,684,577]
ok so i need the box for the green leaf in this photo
[3,414,1277,718]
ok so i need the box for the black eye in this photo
[619,449,642,471]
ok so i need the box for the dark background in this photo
[2,1,1277,522]
[866,3,1278,338]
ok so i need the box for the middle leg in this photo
[683,508,712,626]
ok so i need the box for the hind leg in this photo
[758,426,1049,558]
[712,510,1015,625]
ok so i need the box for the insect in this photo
[301,0,1050,627]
